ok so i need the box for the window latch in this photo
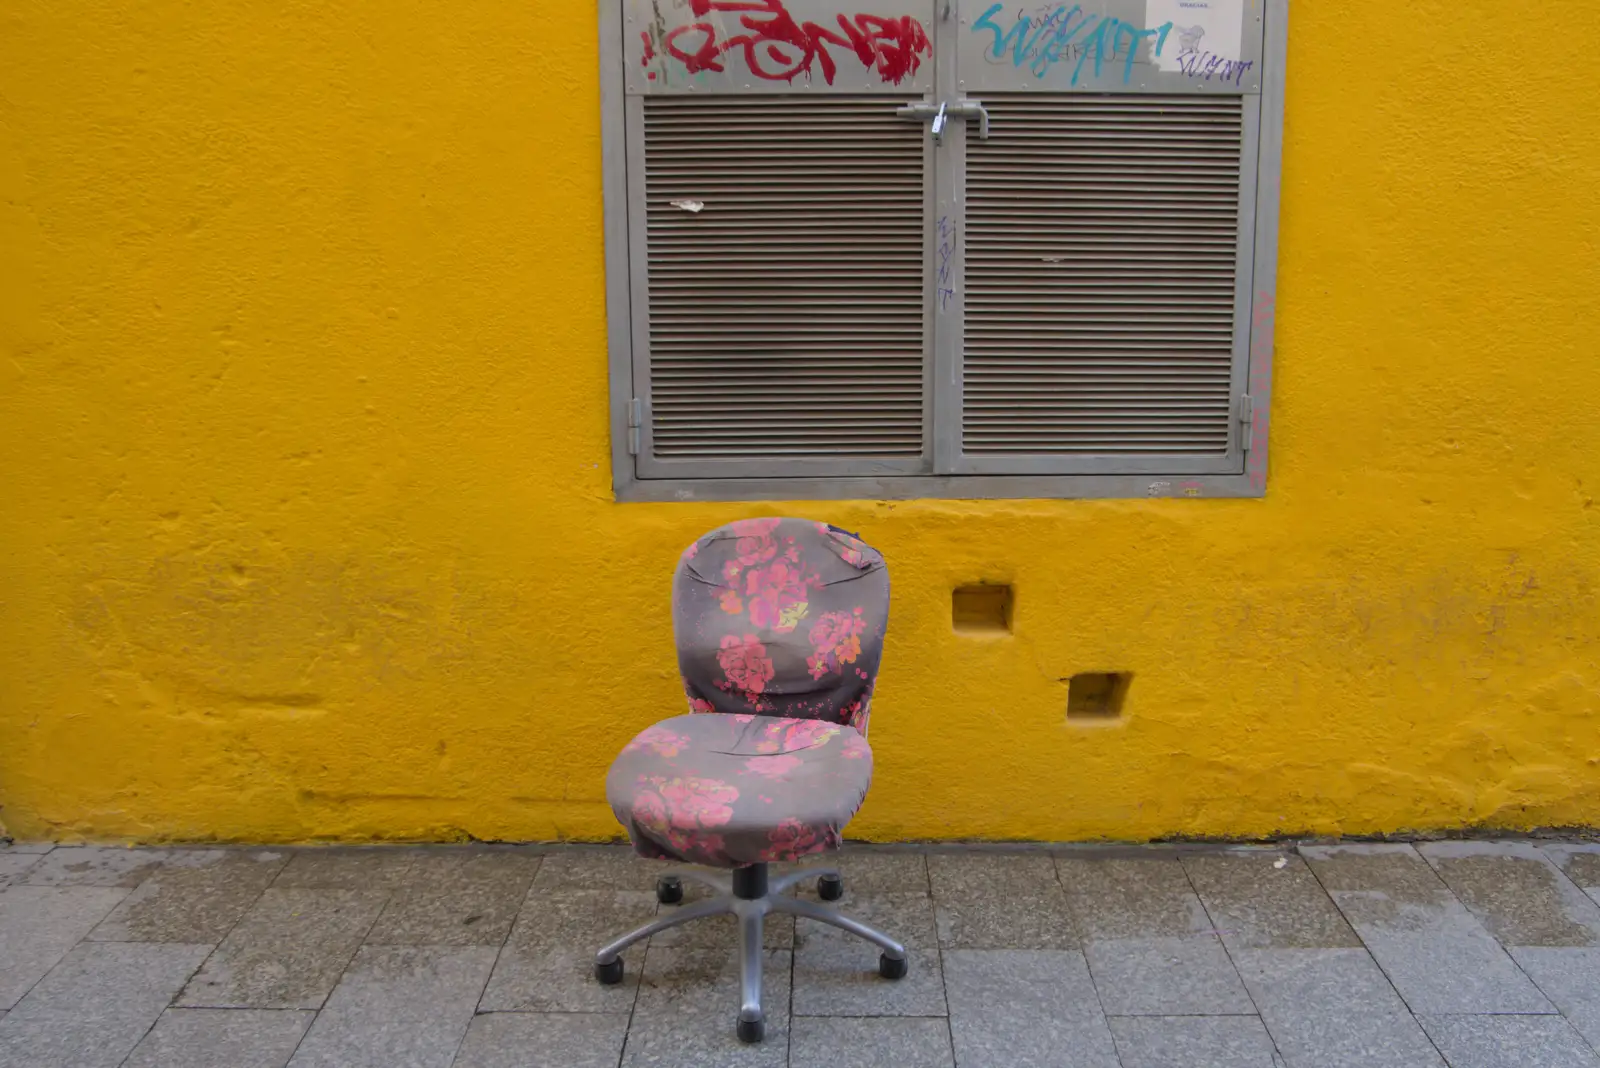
[948,99,991,140]
[895,99,989,142]
[896,100,944,143]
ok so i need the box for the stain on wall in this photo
[1,0,1598,843]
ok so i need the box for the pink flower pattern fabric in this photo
[606,518,889,867]
[677,518,887,726]
[609,712,871,867]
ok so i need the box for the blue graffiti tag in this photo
[1178,49,1253,86]
[972,3,1172,86]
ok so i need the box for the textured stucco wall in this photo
[2,1,1598,843]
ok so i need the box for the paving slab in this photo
[452,1012,630,1068]
[1540,845,1600,907]
[178,888,388,1009]
[805,889,935,943]
[790,1016,955,1068]
[1235,947,1444,1068]
[286,944,496,1068]
[1183,853,1362,950]
[650,904,794,952]
[8,839,1600,1066]
[622,946,791,1068]
[20,847,168,888]
[529,848,664,892]
[1510,947,1600,1052]
[0,855,42,888]
[364,851,540,946]
[1084,933,1255,1016]
[479,889,655,1012]
[1418,1013,1600,1068]
[0,886,129,1010]
[0,941,210,1068]
[1056,856,1254,1016]
[1301,844,1553,1015]
[122,1008,314,1068]
[1420,841,1600,948]
[807,851,931,896]
[272,848,416,890]
[0,843,54,854]
[943,949,1119,1068]
[1108,1015,1280,1068]
[1055,855,1254,1016]
[1057,857,1210,940]
[89,850,286,943]
[792,912,946,1016]
[929,854,1078,950]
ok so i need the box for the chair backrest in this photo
[674,518,889,734]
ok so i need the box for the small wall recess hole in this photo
[1067,672,1131,721]
[952,584,1012,634]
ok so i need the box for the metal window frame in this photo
[601,0,1287,503]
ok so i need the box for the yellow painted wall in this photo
[3,1,1598,845]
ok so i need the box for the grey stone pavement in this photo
[2,840,1600,1067]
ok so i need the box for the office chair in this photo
[594,517,904,1043]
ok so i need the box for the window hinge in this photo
[1238,394,1255,453]
[626,398,643,456]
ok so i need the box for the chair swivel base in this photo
[593,861,907,1044]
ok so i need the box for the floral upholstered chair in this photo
[594,518,905,1044]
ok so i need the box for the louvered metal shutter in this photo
[946,3,1268,477]
[961,94,1244,459]
[609,0,1281,495]
[638,97,928,471]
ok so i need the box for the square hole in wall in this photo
[952,584,1012,634]
[1067,672,1131,722]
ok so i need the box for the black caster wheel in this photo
[595,957,624,985]
[879,953,908,980]
[737,1016,765,1044]
[656,876,683,905]
[817,873,844,901]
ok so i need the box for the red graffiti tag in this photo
[663,0,931,85]
[640,30,659,79]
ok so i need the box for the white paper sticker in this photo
[1147,0,1243,73]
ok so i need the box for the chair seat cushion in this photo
[606,713,873,868]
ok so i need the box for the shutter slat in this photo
[653,342,923,353]
[963,94,1243,457]
[644,95,925,462]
